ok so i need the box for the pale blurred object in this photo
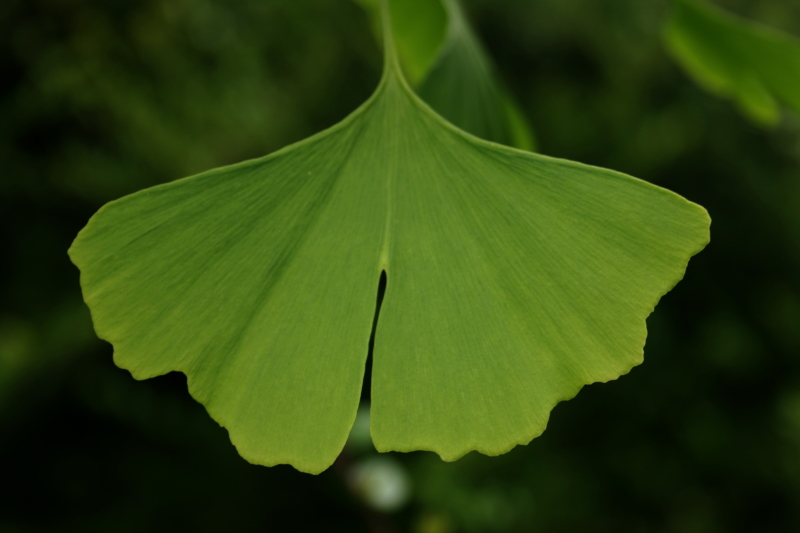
[348,456,411,512]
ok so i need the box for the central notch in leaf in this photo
[364,270,388,403]
[68,0,710,474]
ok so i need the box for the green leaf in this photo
[356,0,536,151]
[417,0,536,150]
[70,0,710,474]
[354,0,448,86]
[664,0,800,126]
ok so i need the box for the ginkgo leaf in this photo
[664,0,800,126]
[417,0,535,150]
[353,0,447,85]
[69,0,710,474]
[356,0,536,150]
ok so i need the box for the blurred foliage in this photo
[665,0,800,127]
[2,0,800,531]
[357,0,536,149]
[415,0,536,149]
[353,0,447,85]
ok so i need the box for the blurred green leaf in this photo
[664,0,800,126]
[417,0,536,150]
[357,0,536,150]
[354,0,448,85]
[69,0,709,474]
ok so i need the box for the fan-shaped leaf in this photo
[664,0,800,126]
[70,0,710,473]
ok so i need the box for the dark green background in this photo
[3,0,800,531]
